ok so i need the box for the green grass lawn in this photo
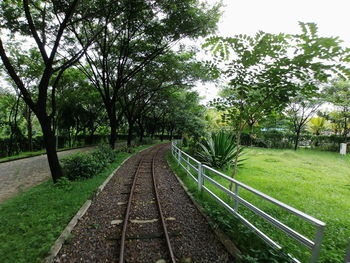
[173,147,350,262]
[0,144,153,263]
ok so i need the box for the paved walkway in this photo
[0,147,95,203]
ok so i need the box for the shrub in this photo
[140,137,155,145]
[61,145,117,181]
[257,131,294,149]
[61,153,99,180]
[116,145,135,153]
[92,144,117,164]
[196,131,244,169]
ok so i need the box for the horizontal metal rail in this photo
[178,159,198,183]
[202,164,325,227]
[171,142,326,263]
[179,150,200,164]
[202,184,282,249]
[203,174,314,249]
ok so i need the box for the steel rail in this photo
[118,154,145,263]
[152,147,176,263]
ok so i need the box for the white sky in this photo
[196,0,350,104]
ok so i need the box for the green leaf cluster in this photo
[197,130,244,169]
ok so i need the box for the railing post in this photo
[197,163,203,191]
[234,184,239,212]
[310,224,325,263]
[178,150,182,164]
[344,240,350,263]
[187,156,190,170]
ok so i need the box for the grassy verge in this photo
[0,145,87,163]
[166,151,293,263]
[175,147,350,263]
[0,143,154,263]
[0,141,129,163]
[0,148,61,163]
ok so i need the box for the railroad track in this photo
[118,144,176,263]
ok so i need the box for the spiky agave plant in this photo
[197,131,244,169]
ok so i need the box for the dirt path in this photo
[0,147,95,203]
[55,144,235,263]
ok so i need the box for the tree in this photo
[124,49,211,145]
[323,80,350,136]
[141,88,205,142]
[285,96,322,150]
[75,0,220,148]
[162,90,206,139]
[205,22,350,182]
[0,0,102,182]
[308,117,327,136]
[0,90,27,155]
[55,68,106,147]
[204,109,229,132]
[1,47,44,152]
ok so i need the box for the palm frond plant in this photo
[196,131,245,170]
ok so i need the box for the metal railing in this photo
[171,142,326,263]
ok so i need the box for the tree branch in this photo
[22,0,49,63]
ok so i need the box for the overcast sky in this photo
[196,0,350,103]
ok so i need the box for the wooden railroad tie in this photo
[107,231,180,240]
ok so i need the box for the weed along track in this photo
[119,145,176,263]
[55,144,234,263]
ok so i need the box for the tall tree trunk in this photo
[74,120,79,146]
[139,126,144,143]
[249,123,254,146]
[25,105,33,152]
[137,118,144,142]
[88,129,95,145]
[294,130,301,151]
[230,126,242,191]
[127,121,134,146]
[8,124,15,156]
[230,108,243,191]
[8,96,21,156]
[108,110,118,149]
[139,130,144,143]
[68,128,72,148]
[160,126,165,141]
[38,116,63,183]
